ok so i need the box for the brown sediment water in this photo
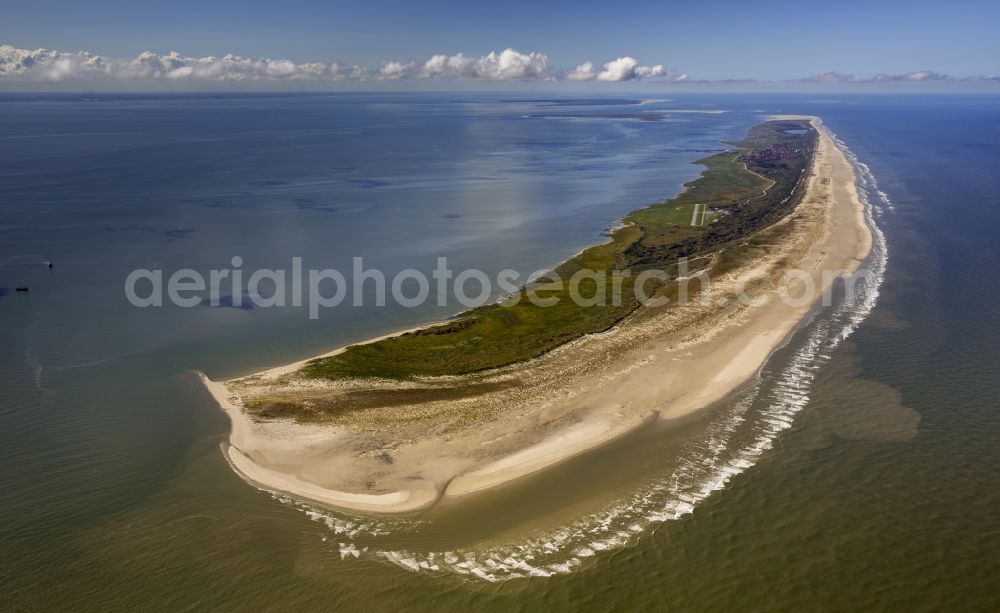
[4,95,999,610]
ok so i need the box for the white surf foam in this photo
[272,123,891,582]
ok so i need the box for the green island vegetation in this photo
[302,119,817,381]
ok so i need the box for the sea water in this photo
[1,92,998,610]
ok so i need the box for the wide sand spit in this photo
[201,116,872,513]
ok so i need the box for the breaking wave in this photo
[276,123,891,582]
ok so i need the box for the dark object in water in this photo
[15,286,29,292]
[48,262,53,269]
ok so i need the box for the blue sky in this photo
[2,0,998,82]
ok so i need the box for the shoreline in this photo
[202,116,873,514]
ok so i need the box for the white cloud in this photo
[871,70,949,82]
[634,64,667,78]
[802,71,858,83]
[566,61,596,81]
[601,57,638,81]
[0,45,369,82]
[802,70,952,83]
[378,60,416,80]
[5,45,991,86]
[567,57,680,82]
[387,49,551,80]
[374,50,552,80]
[472,49,550,80]
[421,53,473,78]
[0,44,677,84]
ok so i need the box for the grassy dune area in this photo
[302,119,817,381]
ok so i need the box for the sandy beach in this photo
[202,116,872,514]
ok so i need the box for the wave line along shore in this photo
[201,115,872,514]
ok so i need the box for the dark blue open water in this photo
[1,93,998,610]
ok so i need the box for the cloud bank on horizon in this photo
[0,44,684,83]
[2,44,995,86]
[801,70,953,83]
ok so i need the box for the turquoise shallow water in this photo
[1,93,998,610]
